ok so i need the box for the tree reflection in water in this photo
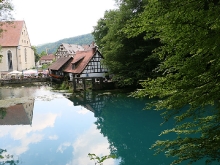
[70,91,174,165]
[0,149,19,165]
[0,108,6,119]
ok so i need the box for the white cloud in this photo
[76,107,90,115]
[57,142,71,153]
[48,135,58,140]
[11,133,44,156]
[1,112,59,156]
[68,125,116,165]
[32,113,58,131]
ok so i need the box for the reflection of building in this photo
[55,43,84,59]
[69,92,111,117]
[0,99,34,125]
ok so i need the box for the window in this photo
[72,64,76,70]
[0,54,3,63]
[7,50,13,70]
[25,48,27,63]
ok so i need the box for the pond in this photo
[0,84,212,165]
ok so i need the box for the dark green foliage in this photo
[92,1,161,86]
[31,46,40,63]
[36,33,94,54]
[128,0,220,164]
[88,153,116,165]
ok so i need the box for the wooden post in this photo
[73,77,76,92]
[100,77,103,89]
[92,78,95,90]
[83,78,86,91]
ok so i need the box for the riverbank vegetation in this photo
[93,0,220,164]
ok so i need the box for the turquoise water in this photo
[0,85,215,165]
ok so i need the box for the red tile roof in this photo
[64,48,96,74]
[0,21,24,46]
[40,54,55,60]
[48,57,73,70]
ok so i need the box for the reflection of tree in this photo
[0,108,6,119]
[0,149,19,165]
[94,93,175,165]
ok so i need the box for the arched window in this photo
[25,48,27,63]
[7,50,13,70]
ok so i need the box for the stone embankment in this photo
[0,77,50,85]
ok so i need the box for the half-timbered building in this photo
[64,46,108,80]
[48,57,73,79]
[55,43,84,59]
[48,43,108,81]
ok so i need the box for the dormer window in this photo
[72,64,76,70]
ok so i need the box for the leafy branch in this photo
[88,153,116,165]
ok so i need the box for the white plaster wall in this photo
[80,72,105,78]
[0,47,17,71]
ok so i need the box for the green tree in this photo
[0,0,13,22]
[31,46,40,63]
[128,0,220,164]
[92,0,160,86]
[40,50,47,56]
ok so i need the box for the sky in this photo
[11,0,117,46]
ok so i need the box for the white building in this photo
[0,21,35,72]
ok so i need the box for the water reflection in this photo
[0,101,34,126]
[0,86,118,165]
[0,86,204,165]
[69,91,112,117]
[0,149,19,165]
[69,91,174,165]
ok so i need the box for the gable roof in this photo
[48,57,72,70]
[40,54,55,61]
[64,48,97,74]
[62,43,84,54]
[82,42,96,50]
[0,21,24,46]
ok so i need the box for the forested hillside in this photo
[36,33,94,54]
